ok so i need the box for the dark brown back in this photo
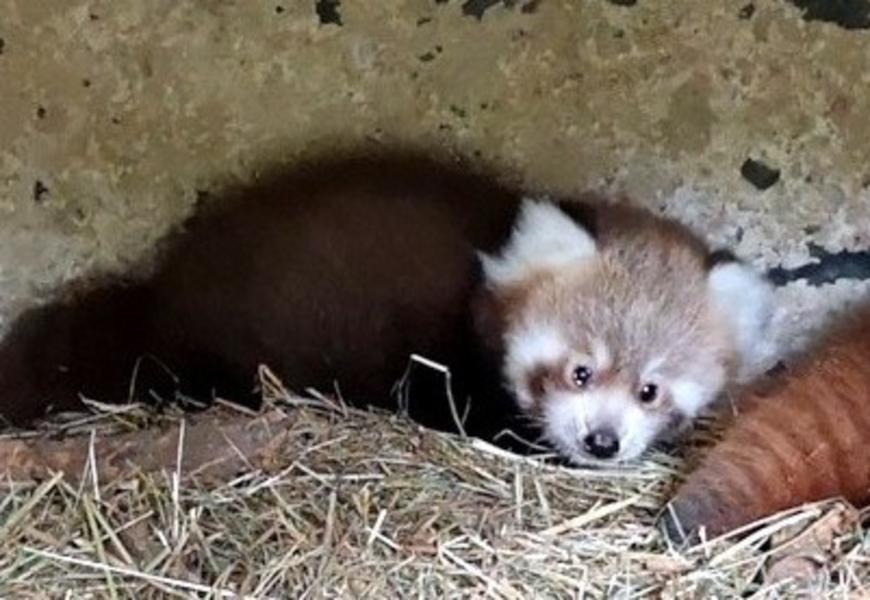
[0,152,523,434]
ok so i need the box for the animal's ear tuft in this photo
[707,259,776,379]
[479,199,597,287]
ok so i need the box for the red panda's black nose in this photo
[584,430,620,459]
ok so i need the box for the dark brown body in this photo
[0,154,528,435]
[663,306,870,543]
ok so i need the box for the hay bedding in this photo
[0,368,866,598]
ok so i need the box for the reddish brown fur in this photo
[664,306,870,542]
[0,150,741,461]
[0,152,524,436]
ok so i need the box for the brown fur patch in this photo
[665,305,870,541]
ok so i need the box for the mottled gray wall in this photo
[1,0,869,356]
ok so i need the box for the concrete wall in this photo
[2,0,869,356]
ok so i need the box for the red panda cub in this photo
[0,153,774,463]
[663,305,870,542]
[483,202,774,462]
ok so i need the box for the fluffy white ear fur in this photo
[480,199,597,287]
[708,261,776,380]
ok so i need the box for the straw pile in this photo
[0,368,866,598]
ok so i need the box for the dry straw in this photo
[0,367,865,598]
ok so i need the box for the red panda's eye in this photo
[572,365,593,388]
[639,383,658,403]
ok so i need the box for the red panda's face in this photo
[479,199,775,463]
[501,311,728,463]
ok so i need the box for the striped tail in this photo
[663,309,870,543]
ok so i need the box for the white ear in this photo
[480,198,597,287]
[708,261,776,379]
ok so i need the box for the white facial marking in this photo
[708,261,776,379]
[504,324,568,409]
[670,379,715,418]
[541,391,588,460]
[619,403,667,460]
[479,198,597,287]
[540,388,668,463]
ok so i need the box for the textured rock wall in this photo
[1,0,869,356]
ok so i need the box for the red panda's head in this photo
[478,199,774,463]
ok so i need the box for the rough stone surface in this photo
[1,0,869,363]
